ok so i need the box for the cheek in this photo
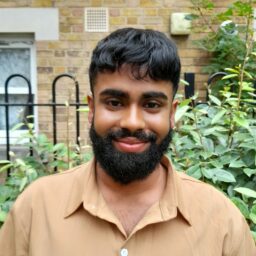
[145,112,171,136]
[93,107,121,134]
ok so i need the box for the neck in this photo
[96,161,167,204]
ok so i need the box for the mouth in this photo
[113,137,150,153]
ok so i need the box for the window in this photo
[0,34,37,144]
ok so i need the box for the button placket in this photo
[120,248,128,256]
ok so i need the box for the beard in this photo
[89,124,173,185]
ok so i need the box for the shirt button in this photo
[120,248,128,256]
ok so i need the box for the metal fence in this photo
[1,73,88,162]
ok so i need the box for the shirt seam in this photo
[11,207,29,252]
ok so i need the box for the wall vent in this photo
[84,8,109,32]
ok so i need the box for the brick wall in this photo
[0,0,232,144]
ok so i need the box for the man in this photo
[0,28,255,256]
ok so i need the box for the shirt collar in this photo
[63,156,192,226]
[63,158,98,218]
[160,156,192,225]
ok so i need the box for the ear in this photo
[170,99,178,129]
[87,95,94,124]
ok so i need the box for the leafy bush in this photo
[180,0,256,240]
[0,122,92,226]
[188,0,256,74]
[169,66,256,240]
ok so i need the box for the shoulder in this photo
[23,160,92,194]
[11,160,93,213]
[177,171,240,217]
[176,171,256,254]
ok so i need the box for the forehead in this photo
[93,69,173,100]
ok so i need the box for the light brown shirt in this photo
[0,156,255,256]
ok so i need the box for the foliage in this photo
[0,120,92,226]
[170,62,256,239]
[188,0,256,74]
[183,2,256,240]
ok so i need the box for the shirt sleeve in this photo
[0,205,29,256]
[233,220,256,256]
[225,215,256,256]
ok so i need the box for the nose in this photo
[119,105,146,132]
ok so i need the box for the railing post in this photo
[184,73,195,99]
[4,74,32,162]
[207,72,227,100]
[51,74,80,146]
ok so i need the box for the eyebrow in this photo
[99,89,129,98]
[99,89,168,101]
[142,91,168,101]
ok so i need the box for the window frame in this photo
[0,34,38,145]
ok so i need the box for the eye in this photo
[144,101,161,109]
[106,99,123,108]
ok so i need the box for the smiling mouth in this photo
[113,137,150,153]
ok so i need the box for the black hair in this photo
[89,27,181,96]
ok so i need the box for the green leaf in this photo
[211,109,227,124]
[15,159,26,167]
[77,107,89,113]
[251,231,256,242]
[231,197,250,219]
[215,145,228,155]
[234,187,256,198]
[203,169,236,183]
[190,131,201,144]
[184,14,199,21]
[0,160,11,164]
[202,127,216,136]
[0,210,7,222]
[179,99,192,107]
[210,160,223,169]
[222,74,238,79]
[0,164,13,173]
[220,154,233,165]
[53,143,66,152]
[240,142,256,149]
[206,2,214,9]
[202,151,214,160]
[19,177,28,192]
[179,78,190,85]
[229,160,245,168]
[214,169,236,183]
[27,123,34,130]
[175,105,190,123]
[202,168,214,179]
[251,205,256,215]
[209,95,221,106]
[243,168,256,177]
[243,70,253,79]
[249,213,256,224]
[25,115,34,119]
[186,164,202,179]
[202,137,214,152]
[0,186,12,203]
[224,68,239,73]
[37,134,49,144]
[10,122,25,131]
[233,116,249,128]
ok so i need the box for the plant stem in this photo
[192,108,204,146]
[196,6,216,34]
[66,95,71,169]
[237,0,253,110]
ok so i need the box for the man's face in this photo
[88,67,177,184]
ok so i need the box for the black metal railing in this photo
[1,73,87,162]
